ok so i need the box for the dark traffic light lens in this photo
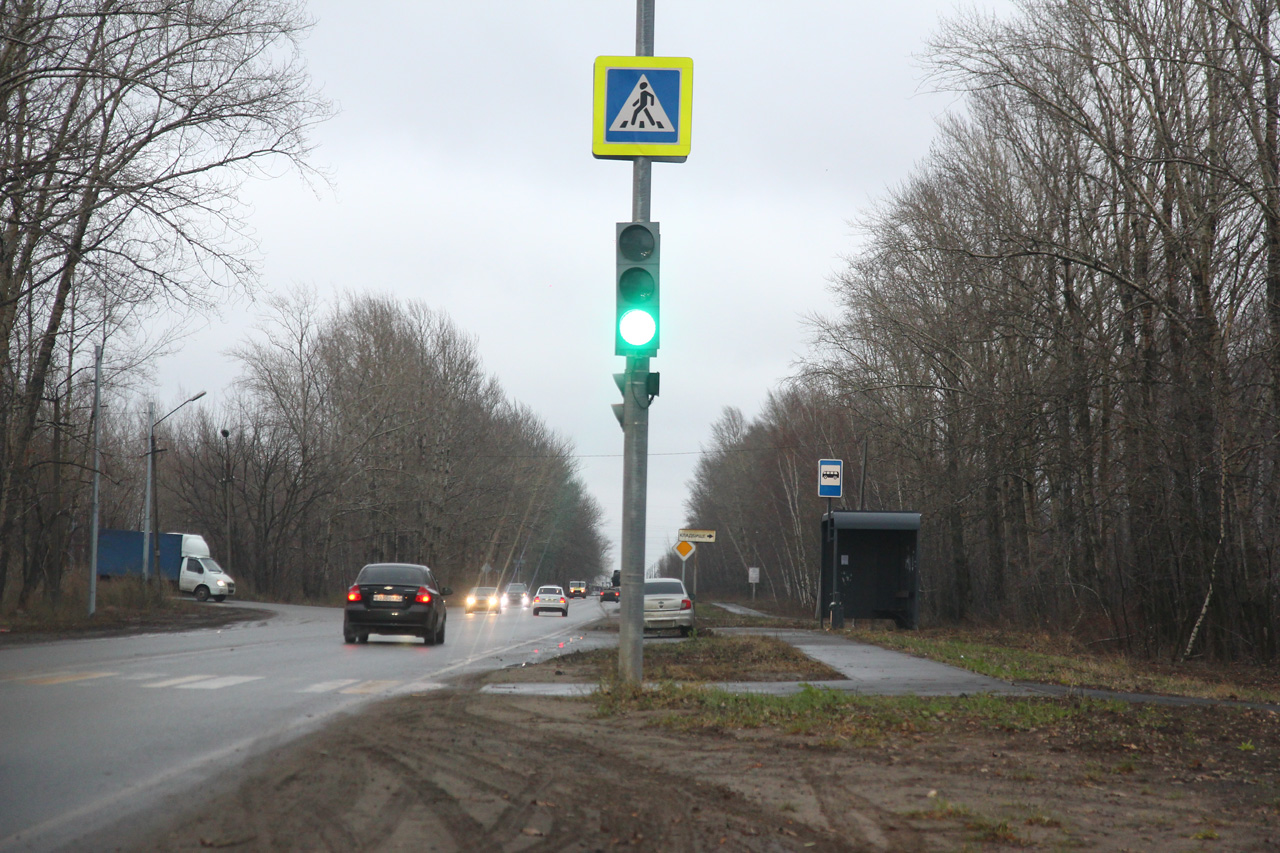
[618,267,654,301]
[618,224,655,262]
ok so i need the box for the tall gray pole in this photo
[142,401,154,581]
[617,0,656,685]
[88,345,103,616]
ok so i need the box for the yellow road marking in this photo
[18,671,118,685]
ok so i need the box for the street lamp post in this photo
[141,390,205,580]
[221,428,232,576]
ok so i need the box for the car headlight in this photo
[215,580,226,587]
[466,595,476,605]
[521,594,529,603]
[488,596,498,605]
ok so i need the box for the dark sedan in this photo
[344,563,452,644]
[600,587,619,602]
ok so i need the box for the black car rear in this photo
[344,563,452,645]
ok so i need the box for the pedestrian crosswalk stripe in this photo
[143,675,217,688]
[339,680,400,695]
[17,671,117,685]
[176,675,264,690]
[300,679,360,693]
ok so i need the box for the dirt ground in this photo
[134,672,1280,852]
[0,600,266,645]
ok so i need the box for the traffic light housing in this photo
[616,221,659,357]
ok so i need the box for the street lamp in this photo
[221,428,232,576]
[141,390,205,580]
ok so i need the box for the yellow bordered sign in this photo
[593,56,693,162]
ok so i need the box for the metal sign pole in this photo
[617,0,656,685]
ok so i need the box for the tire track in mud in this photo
[136,688,857,852]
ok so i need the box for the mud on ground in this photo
[136,677,1280,852]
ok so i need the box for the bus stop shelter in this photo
[819,511,920,629]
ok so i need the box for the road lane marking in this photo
[176,676,264,690]
[142,675,217,688]
[16,671,118,685]
[339,680,400,695]
[387,681,446,695]
[299,679,361,693]
[119,672,168,680]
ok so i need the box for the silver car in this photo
[643,578,694,636]
[531,585,568,617]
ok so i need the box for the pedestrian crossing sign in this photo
[593,56,693,162]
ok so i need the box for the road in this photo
[0,597,613,852]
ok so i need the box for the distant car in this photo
[600,587,619,602]
[531,585,568,617]
[465,586,500,614]
[568,580,587,598]
[643,578,693,637]
[503,582,529,609]
[344,563,452,645]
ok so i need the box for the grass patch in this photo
[847,626,1280,704]
[594,682,1128,746]
[488,633,844,684]
[693,604,814,630]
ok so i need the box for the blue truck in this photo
[96,529,237,601]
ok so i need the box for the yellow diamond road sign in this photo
[674,540,695,560]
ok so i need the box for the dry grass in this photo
[847,626,1280,704]
[484,632,844,684]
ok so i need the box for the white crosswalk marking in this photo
[142,675,217,688]
[339,680,400,695]
[299,679,361,693]
[176,676,263,690]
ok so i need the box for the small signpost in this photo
[748,566,760,601]
[819,459,844,629]
[678,528,715,543]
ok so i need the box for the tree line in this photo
[0,2,607,606]
[680,0,1280,662]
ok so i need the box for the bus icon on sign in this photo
[818,459,843,498]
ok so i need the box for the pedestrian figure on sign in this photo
[623,82,663,129]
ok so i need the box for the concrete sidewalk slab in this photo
[476,625,1280,711]
[480,627,1039,698]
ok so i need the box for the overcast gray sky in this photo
[155,0,1006,576]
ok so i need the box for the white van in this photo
[175,534,236,602]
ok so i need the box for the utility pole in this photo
[88,345,103,615]
[221,428,232,575]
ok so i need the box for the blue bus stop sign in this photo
[818,459,843,498]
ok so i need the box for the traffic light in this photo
[616,221,659,357]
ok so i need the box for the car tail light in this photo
[680,599,692,610]
[347,584,362,602]
[559,597,566,604]
[415,586,432,605]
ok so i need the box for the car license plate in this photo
[372,593,401,603]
